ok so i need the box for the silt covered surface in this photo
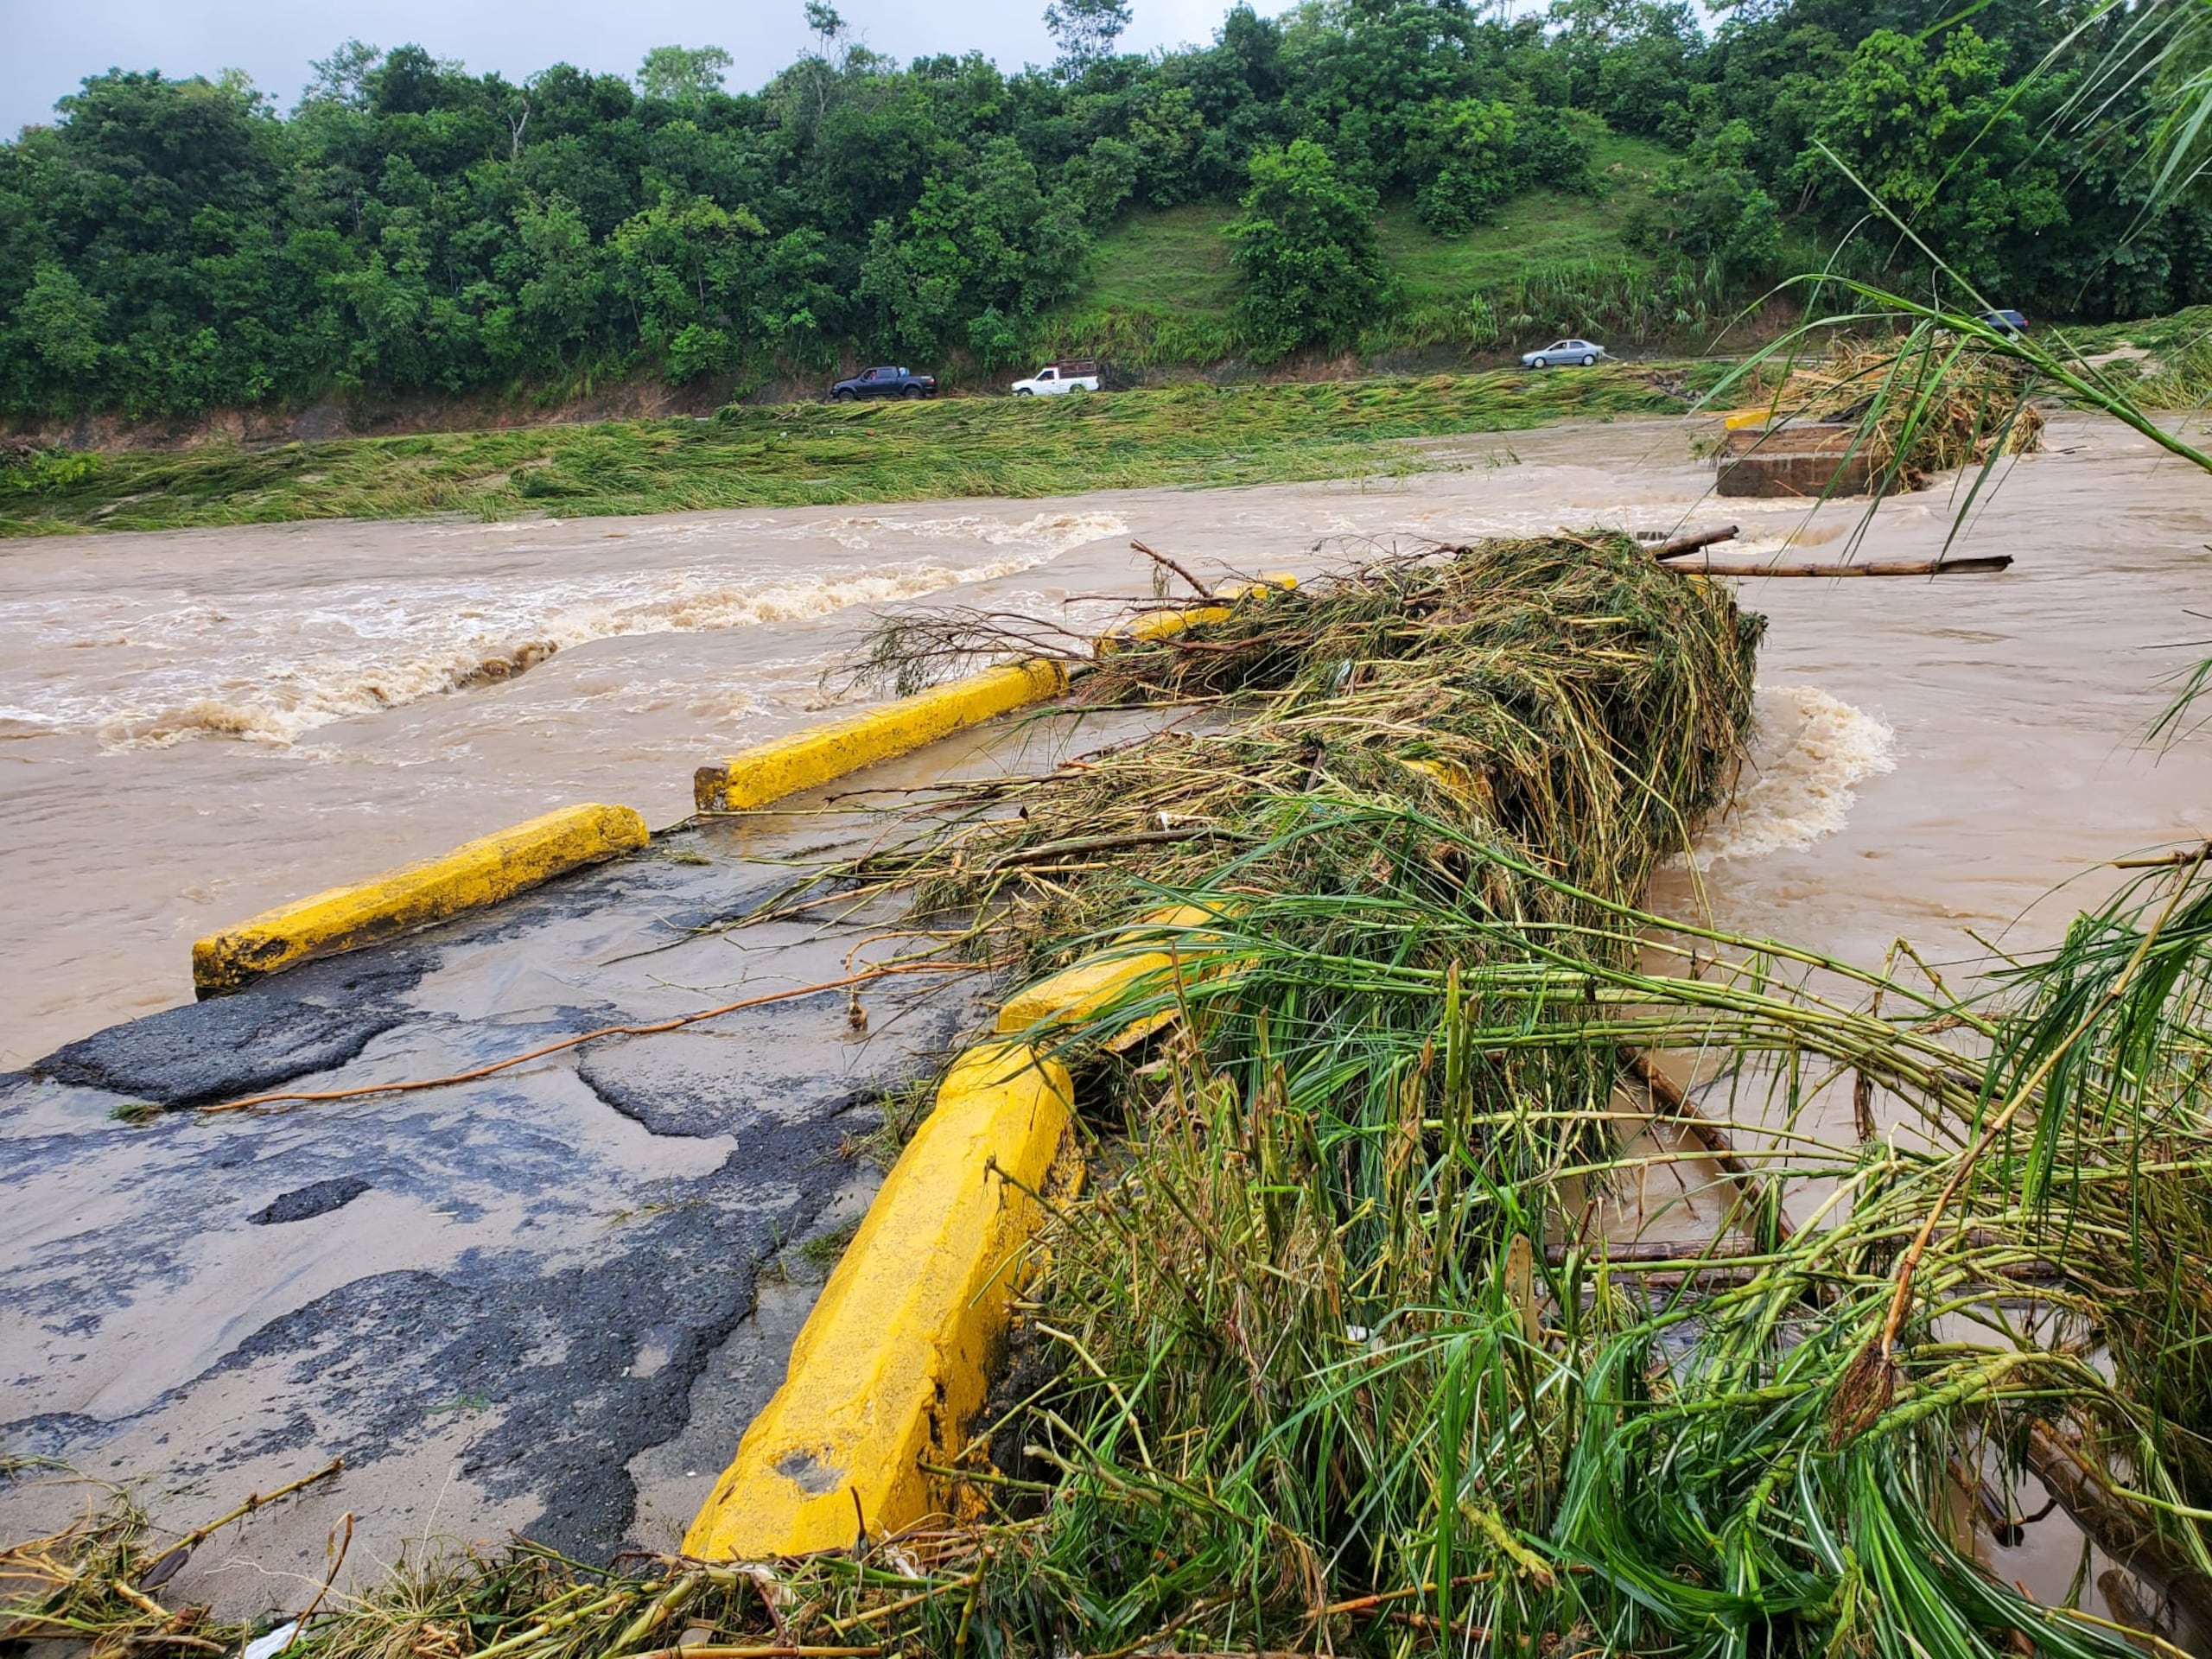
[0,775,1022,1610]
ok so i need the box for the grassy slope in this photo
[1057,134,1678,341]
[1380,135,1675,300]
[1,368,1691,537]
[1077,202,1245,317]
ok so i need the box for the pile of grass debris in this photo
[840,532,1759,981]
[819,536,2212,1656]
[12,537,2212,1659]
[1728,339,2044,493]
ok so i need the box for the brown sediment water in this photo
[3,412,2209,1624]
[2,411,2208,1077]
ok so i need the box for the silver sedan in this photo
[1522,338,1606,368]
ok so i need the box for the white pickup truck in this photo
[1010,359,1101,396]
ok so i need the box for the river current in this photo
[3,413,2206,1067]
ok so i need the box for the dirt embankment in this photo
[2,330,1743,456]
[10,379,737,455]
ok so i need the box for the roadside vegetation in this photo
[6,0,2212,432]
[2046,305,2212,411]
[0,365,1694,536]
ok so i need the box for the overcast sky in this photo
[2,0,1249,137]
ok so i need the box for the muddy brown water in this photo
[4,411,2211,1625]
[8,414,2205,1070]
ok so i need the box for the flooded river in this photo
[3,413,2209,1068]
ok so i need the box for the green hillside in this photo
[1377,136,1676,300]
[1033,136,1694,371]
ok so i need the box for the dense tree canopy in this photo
[1229,137,1388,353]
[1,0,2207,418]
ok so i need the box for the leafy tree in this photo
[637,46,734,105]
[751,228,844,362]
[1511,106,1603,194]
[1064,136,1141,221]
[804,3,849,53]
[1227,137,1387,357]
[302,41,382,110]
[859,137,1087,356]
[1623,118,1783,281]
[1046,0,1135,77]
[1793,25,2065,294]
[608,190,767,378]
[1552,0,1703,145]
[1122,83,1208,207]
[491,194,606,369]
[1408,98,1519,232]
[16,264,107,382]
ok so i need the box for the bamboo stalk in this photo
[2114,842,2212,869]
[135,1458,343,1589]
[197,964,969,1115]
[2024,1420,2212,1630]
[1624,1051,1797,1249]
[1650,524,1740,560]
[1669,555,2012,577]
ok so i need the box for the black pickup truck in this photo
[828,365,938,400]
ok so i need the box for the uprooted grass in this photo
[1713,337,2044,495]
[12,538,2212,1658]
[0,1481,994,1659]
[798,537,2212,1654]
[973,841,2212,1658]
[833,532,1760,982]
[0,368,1690,537]
[2041,304,2212,410]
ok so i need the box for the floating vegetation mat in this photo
[11,537,2212,1658]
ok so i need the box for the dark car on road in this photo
[830,365,938,400]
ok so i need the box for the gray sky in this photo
[2,0,1243,137]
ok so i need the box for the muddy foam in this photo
[1691,684,1897,866]
[1,510,1128,751]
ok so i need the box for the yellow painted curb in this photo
[1097,574,1298,653]
[680,582,1303,1560]
[995,905,1225,1040]
[191,804,650,995]
[683,1041,1074,1559]
[692,578,1298,816]
[694,659,1069,814]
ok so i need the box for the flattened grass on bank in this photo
[0,368,1690,537]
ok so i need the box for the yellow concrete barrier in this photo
[1097,574,1298,653]
[683,1041,1074,1558]
[694,659,1069,815]
[995,905,1226,1044]
[692,577,1296,815]
[679,583,1302,1560]
[191,804,650,995]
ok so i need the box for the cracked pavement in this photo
[0,713,1155,1611]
